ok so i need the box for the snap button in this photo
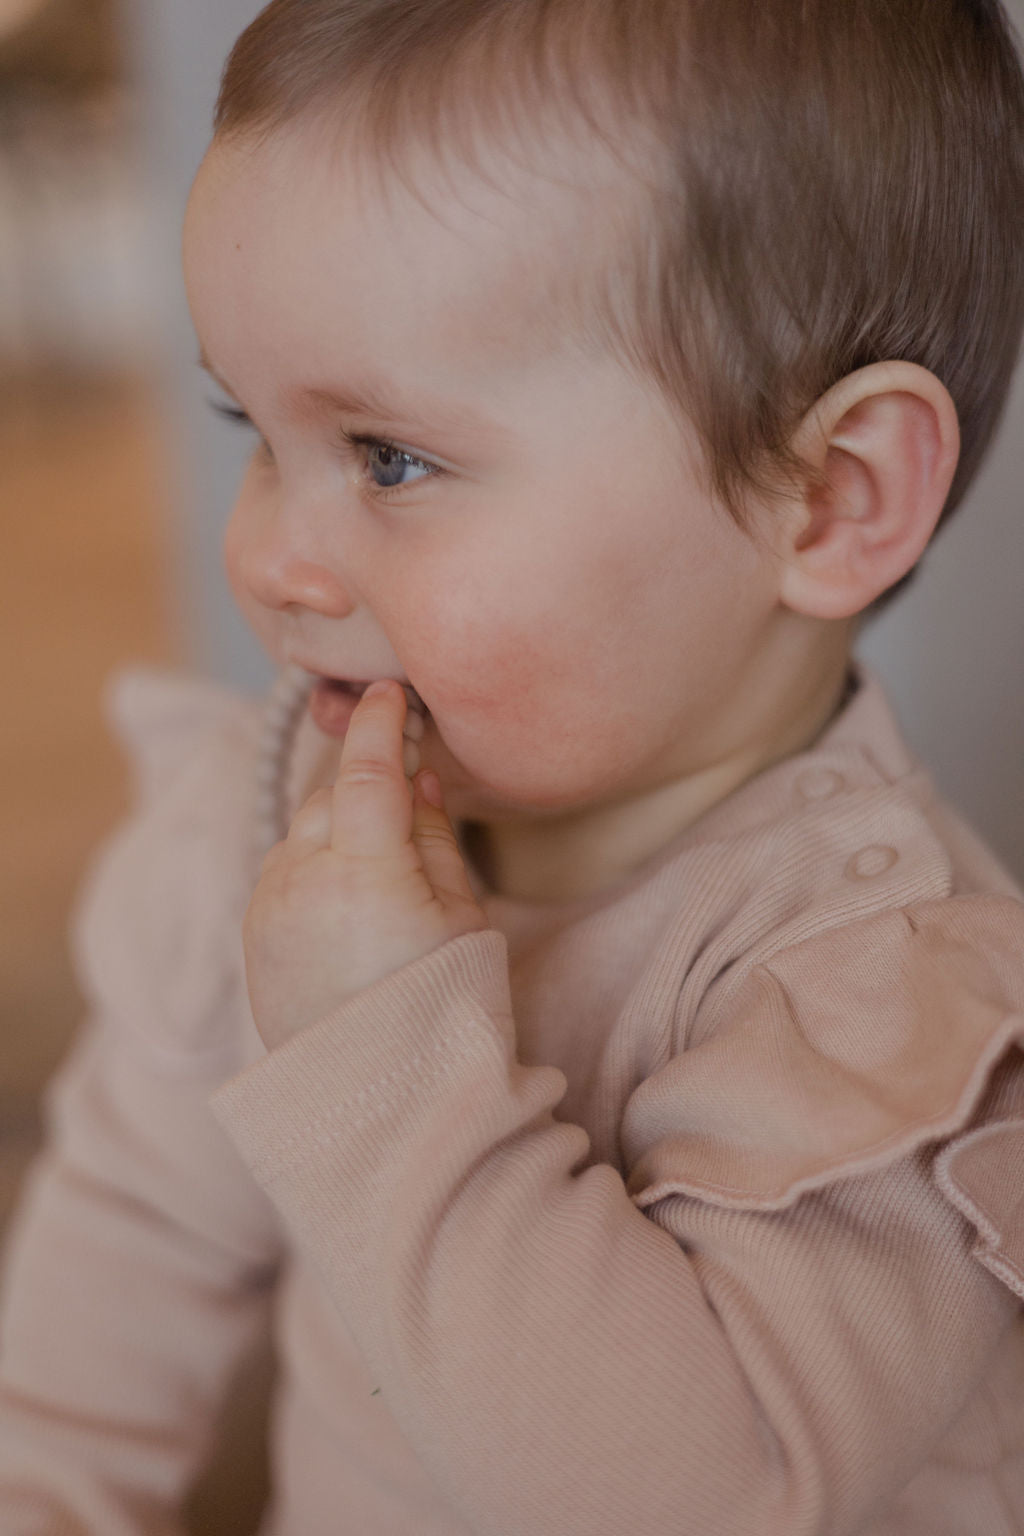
[845,846,899,881]
[796,768,846,801]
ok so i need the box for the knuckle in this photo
[338,762,392,790]
[415,825,456,853]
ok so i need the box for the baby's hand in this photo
[243,680,489,1051]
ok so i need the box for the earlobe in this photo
[776,362,961,621]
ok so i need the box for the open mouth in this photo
[320,676,430,718]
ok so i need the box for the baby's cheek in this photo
[444,659,628,807]
[403,567,621,799]
[430,616,547,729]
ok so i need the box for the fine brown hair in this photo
[214,0,1024,613]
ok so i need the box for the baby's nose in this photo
[242,548,351,617]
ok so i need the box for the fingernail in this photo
[363,680,392,702]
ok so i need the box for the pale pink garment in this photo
[0,658,1021,1535]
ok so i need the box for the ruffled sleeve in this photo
[935,1060,1024,1302]
[210,886,1024,1535]
[624,893,1024,1301]
[0,667,283,1533]
[67,665,268,1078]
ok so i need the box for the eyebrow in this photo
[197,350,505,443]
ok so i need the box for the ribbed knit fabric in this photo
[0,658,1021,1535]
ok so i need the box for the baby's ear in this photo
[771,362,961,620]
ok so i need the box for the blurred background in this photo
[0,0,1022,1531]
[0,3,275,1530]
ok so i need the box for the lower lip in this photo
[309,680,362,737]
[309,679,431,739]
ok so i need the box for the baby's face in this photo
[184,118,788,832]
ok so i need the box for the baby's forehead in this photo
[205,111,641,368]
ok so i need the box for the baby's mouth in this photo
[308,674,433,745]
[321,675,429,718]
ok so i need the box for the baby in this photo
[2,1,1023,1533]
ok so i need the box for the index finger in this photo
[331,680,414,858]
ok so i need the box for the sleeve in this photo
[0,668,286,1535]
[208,894,1024,1536]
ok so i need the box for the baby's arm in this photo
[0,672,285,1533]
[211,900,1024,1536]
[0,1014,279,1533]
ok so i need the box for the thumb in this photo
[411,771,482,909]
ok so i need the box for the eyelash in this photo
[208,401,444,502]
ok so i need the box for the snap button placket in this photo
[845,846,899,881]
[796,767,846,802]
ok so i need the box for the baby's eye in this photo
[206,402,441,500]
[354,436,438,495]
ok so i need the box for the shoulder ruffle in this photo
[67,666,269,1077]
[101,665,259,803]
[624,896,1024,1298]
[934,1059,1024,1301]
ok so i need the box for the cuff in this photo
[208,928,512,1182]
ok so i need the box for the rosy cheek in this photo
[434,650,563,789]
[421,618,542,726]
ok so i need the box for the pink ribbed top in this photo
[0,658,1021,1535]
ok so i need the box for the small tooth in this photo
[402,710,425,743]
[403,737,422,779]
